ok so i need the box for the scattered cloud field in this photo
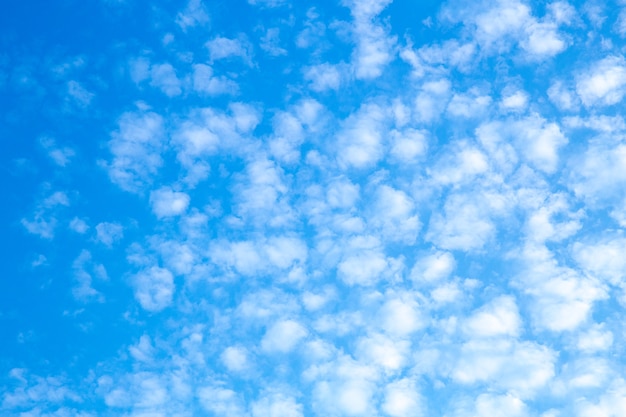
[3,0,626,416]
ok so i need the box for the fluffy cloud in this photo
[149,187,190,218]
[132,267,175,312]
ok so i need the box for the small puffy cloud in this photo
[379,297,423,337]
[104,110,166,193]
[441,0,569,59]
[368,185,420,243]
[149,187,190,218]
[304,63,343,92]
[463,296,522,338]
[129,335,155,363]
[132,266,175,312]
[261,319,308,353]
[356,333,409,372]
[337,103,387,169]
[547,80,578,110]
[251,393,303,417]
[426,193,495,251]
[311,357,377,416]
[176,0,209,30]
[198,386,247,417]
[347,0,396,79]
[338,250,388,286]
[452,339,556,395]
[500,90,529,111]
[192,64,238,96]
[474,393,528,417]
[248,0,287,6]
[207,36,253,65]
[260,28,287,56]
[576,324,614,353]
[72,250,105,302]
[414,79,451,122]
[567,139,626,212]
[515,245,608,332]
[95,222,123,246]
[221,346,249,372]
[447,90,492,118]
[264,236,308,269]
[382,378,423,417]
[430,141,489,185]
[514,115,568,174]
[411,251,456,283]
[389,128,428,163]
[69,217,89,234]
[572,237,626,285]
[576,56,626,107]
[21,192,70,240]
[40,137,75,167]
[150,63,182,97]
[521,22,567,58]
[67,80,94,107]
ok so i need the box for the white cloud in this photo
[500,90,529,111]
[260,28,288,56]
[207,36,253,65]
[95,222,123,246]
[521,22,567,57]
[104,110,166,193]
[261,319,308,353]
[304,63,343,92]
[426,193,495,251]
[337,103,387,169]
[452,339,556,395]
[576,56,626,106]
[251,393,303,417]
[248,0,287,6]
[572,236,626,285]
[67,80,94,107]
[338,250,388,286]
[389,128,428,163]
[310,357,377,417]
[192,64,238,96]
[447,90,492,118]
[514,244,608,332]
[346,0,396,79]
[368,185,420,244]
[474,393,528,417]
[149,187,190,218]
[441,0,568,59]
[221,346,249,372]
[72,250,104,302]
[567,138,626,211]
[176,0,209,30]
[150,63,181,97]
[264,236,308,269]
[129,335,155,363]
[463,296,522,338]
[411,251,456,283]
[132,266,175,312]
[430,141,489,185]
[382,378,423,417]
[356,333,409,372]
[69,217,89,233]
[379,297,423,337]
[39,137,75,166]
[198,386,247,417]
[414,79,451,122]
[577,324,614,353]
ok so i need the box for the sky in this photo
[2,0,626,415]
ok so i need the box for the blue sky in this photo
[3,0,626,415]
